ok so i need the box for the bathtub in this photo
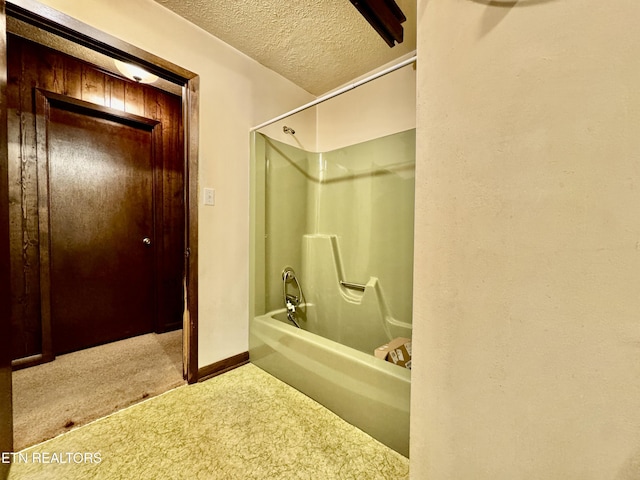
[249,307,411,457]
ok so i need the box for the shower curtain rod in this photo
[250,53,417,132]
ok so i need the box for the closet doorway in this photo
[7,33,185,360]
[0,0,200,453]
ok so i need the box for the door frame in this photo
[1,0,14,465]
[2,0,200,383]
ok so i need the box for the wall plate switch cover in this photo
[204,188,215,206]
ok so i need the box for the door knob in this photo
[143,237,152,245]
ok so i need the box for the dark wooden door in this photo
[45,98,157,354]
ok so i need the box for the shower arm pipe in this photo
[249,53,417,132]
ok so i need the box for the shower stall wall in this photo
[250,128,415,456]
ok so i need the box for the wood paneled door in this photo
[41,91,159,354]
[8,34,185,365]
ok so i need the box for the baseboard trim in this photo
[197,351,249,382]
[12,352,55,371]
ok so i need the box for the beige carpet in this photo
[12,330,184,451]
[7,363,409,479]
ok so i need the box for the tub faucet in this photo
[286,294,298,313]
[285,296,300,328]
[282,267,304,328]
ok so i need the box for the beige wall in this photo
[259,55,416,153]
[411,0,640,478]
[316,55,416,152]
[256,107,317,152]
[35,0,315,368]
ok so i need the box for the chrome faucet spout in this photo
[287,312,301,328]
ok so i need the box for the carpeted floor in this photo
[12,330,184,451]
[7,363,409,480]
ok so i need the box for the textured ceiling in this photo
[152,0,416,95]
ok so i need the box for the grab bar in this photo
[340,280,366,292]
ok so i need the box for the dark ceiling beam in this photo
[350,0,406,48]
